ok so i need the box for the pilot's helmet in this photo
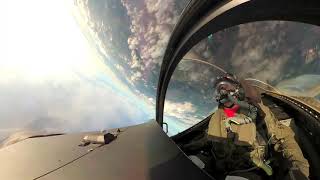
[213,73,241,106]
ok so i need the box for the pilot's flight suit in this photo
[208,107,269,174]
[259,103,310,178]
[207,103,310,179]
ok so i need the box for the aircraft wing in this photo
[0,121,213,180]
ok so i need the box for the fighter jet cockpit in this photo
[158,1,320,179]
[162,21,320,180]
[1,0,319,180]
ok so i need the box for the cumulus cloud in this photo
[276,74,320,97]
[164,100,199,126]
[183,21,320,86]
[229,22,290,83]
[163,99,215,135]
[121,0,183,84]
[192,40,213,60]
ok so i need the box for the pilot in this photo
[212,73,258,132]
[207,73,310,179]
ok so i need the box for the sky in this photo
[0,0,154,140]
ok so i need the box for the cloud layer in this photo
[121,0,186,85]
[0,76,150,141]
[188,21,320,85]
[0,0,153,141]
